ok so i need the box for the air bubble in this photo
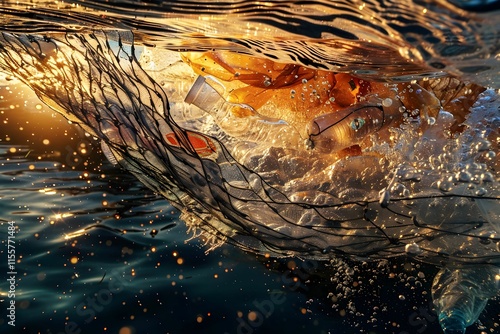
[382,98,393,108]
[427,117,436,125]
[345,267,355,276]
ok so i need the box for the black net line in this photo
[0,30,498,267]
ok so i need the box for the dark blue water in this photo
[0,82,497,334]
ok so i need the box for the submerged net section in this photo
[0,31,498,266]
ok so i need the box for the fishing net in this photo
[0,30,498,266]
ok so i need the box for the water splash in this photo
[0,2,498,333]
[0,1,499,87]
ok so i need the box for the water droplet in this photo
[437,180,453,192]
[455,171,471,182]
[379,189,390,208]
[476,140,491,152]
[405,243,422,255]
[484,151,496,160]
[402,172,421,182]
[481,172,494,183]
[475,187,487,196]
[391,183,411,197]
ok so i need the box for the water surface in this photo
[0,1,498,334]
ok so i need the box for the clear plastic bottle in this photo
[185,75,303,148]
[432,265,499,334]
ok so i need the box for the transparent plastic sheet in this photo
[0,31,497,268]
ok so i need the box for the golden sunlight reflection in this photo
[39,188,57,195]
[64,228,86,240]
[53,212,73,220]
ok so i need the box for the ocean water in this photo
[0,83,302,333]
[0,84,451,334]
[0,65,497,334]
[0,1,498,334]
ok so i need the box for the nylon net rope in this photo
[0,30,498,266]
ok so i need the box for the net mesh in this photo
[0,31,498,266]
